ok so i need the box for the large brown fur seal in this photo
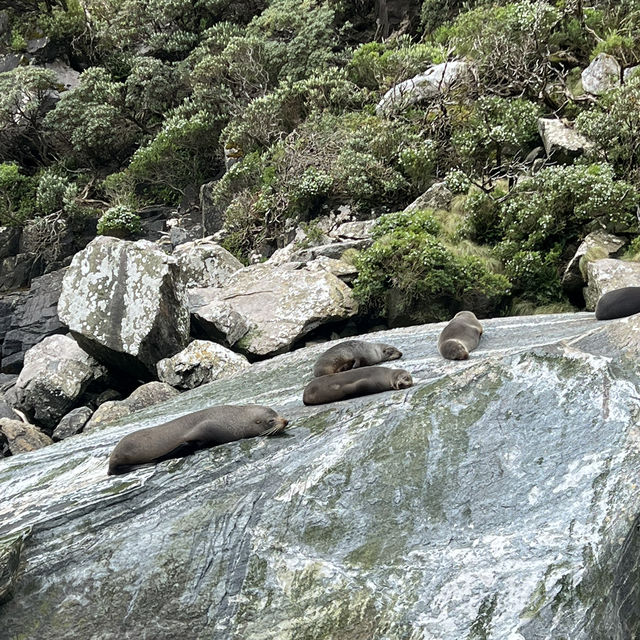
[303,366,413,405]
[313,340,402,377]
[595,287,640,320]
[438,311,483,360]
[108,404,288,475]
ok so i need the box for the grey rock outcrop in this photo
[1,268,67,373]
[44,59,80,92]
[83,381,179,433]
[584,258,640,310]
[562,230,627,294]
[289,239,370,262]
[581,53,621,95]
[0,226,20,260]
[3,313,640,637]
[328,220,375,240]
[52,406,93,442]
[0,417,52,456]
[173,237,243,288]
[11,334,105,432]
[195,263,359,356]
[404,181,453,212]
[57,236,190,378]
[538,118,593,162]
[156,339,250,390]
[376,60,470,116]
[189,288,251,346]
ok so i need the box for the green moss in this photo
[467,593,499,639]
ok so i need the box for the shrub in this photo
[0,66,59,164]
[0,162,36,225]
[576,79,640,181]
[444,1,561,96]
[96,205,142,237]
[35,169,79,216]
[353,211,510,321]
[451,96,540,177]
[503,247,563,304]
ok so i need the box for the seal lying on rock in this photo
[595,287,640,320]
[303,366,413,405]
[313,340,402,377]
[108,404,288,475]
[438,311,483,360]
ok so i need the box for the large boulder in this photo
[0,418,52,456]
[584,258,640,310]
[538,118,593,162]
[1,268,68,373]
[83,381,179,433]
[189,288,251,347]
[173,238,243,288]
[0,226,20,260]
[404,181,453,212]
[51,406,93,442]
[562,231,627,296]
[4,313,640,637]
[376,60,470,116]
[10,334,106,432]
[156,340,250,390]
[57,237,190,378]
[195,263,359,356]
[581,53,621,95]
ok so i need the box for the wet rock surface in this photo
[1,313,640,638]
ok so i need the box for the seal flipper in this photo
[152,441,198,463]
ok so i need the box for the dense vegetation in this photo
[2,0,640,322]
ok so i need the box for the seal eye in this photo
[255,419,262,424]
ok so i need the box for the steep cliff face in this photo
[1,312,640,639]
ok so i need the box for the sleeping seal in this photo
[595,287,640,320]
[303,366,413,405]
[313,340,402,377]
[108,404,288,475]
[438,311,483,360]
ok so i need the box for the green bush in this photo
[576,80,640,181]
[503,247,563,304]
[353,211,510,322]
[96,205,142,237]
[0,162,36,225]
[35,169,79,216]
[451,96,540,176]
[347,37,444,91]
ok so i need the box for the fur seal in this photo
[303,366,413,405]
[313,340,402,377]
[108,404,288,475]
[438,311,483,360]
[595,287,640,320]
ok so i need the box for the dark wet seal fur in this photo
[595,287,640,320]
[303,366,413,405]
[313,340,402,377]
[108,404,288,475]
[438,311,483,360]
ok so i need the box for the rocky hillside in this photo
[2,312,640,639]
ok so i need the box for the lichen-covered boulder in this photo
[289,239,370,262]
[376,60,470,116]
[57,236,190,378]
[173,238,243,288]
[52,406,93,442]
[213,263,358,356]
[562,231,627,295]
[584,258,640,310]
[156,340,250,390]
[582,53,621,95]
[4,313,640,637]
[10,335,105,432]
[0,417,52,456]
[328,220,376,241]
[83,381,179,433]
[538,117,592,162]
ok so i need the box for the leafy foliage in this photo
[96,205,142,237]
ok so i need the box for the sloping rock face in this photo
[2,313,640,638]
[173,238,243,288]
[57,237,190,378]
[538,117,592,162]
